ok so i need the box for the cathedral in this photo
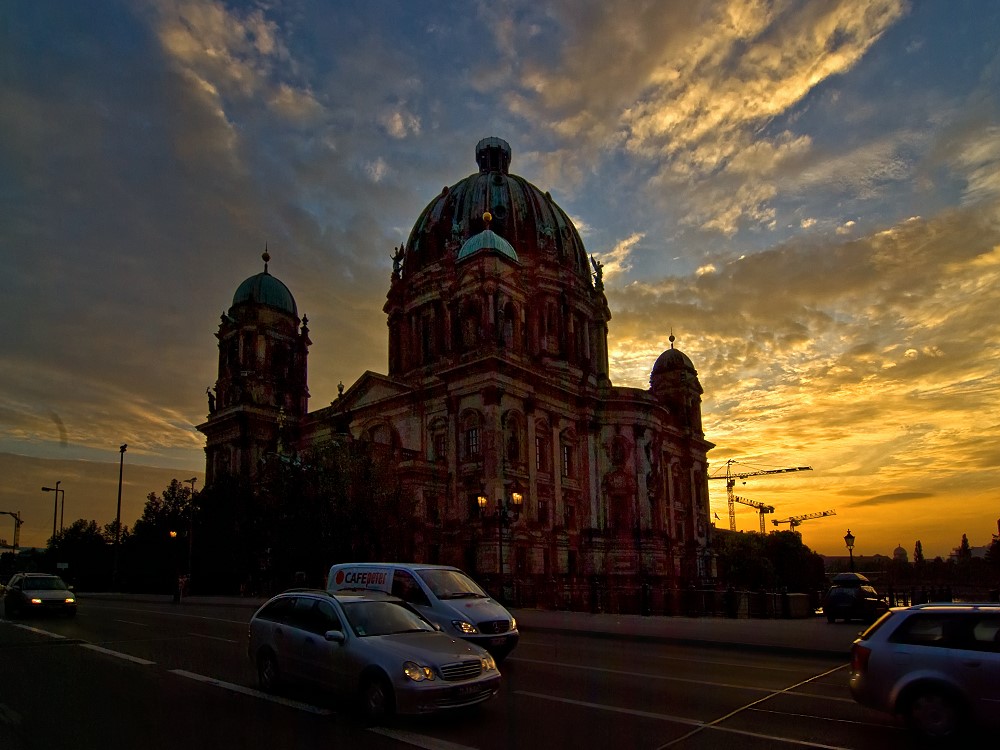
[198,137,716,611]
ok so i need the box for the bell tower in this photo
[198,251,310,486]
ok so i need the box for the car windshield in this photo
[25,577,68,590]
[341,600,436,637]
[417,569,487,599]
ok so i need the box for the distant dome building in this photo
[198,138,716,607]
[893,543,908,563]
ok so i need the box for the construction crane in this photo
[733,496,774,534]
[772,509,836,529]
[1,510,22,551]
[709,459,812,532]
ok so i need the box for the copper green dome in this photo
[232,254,297,316]
[401,137,589,278]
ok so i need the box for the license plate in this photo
[490,637,506,646]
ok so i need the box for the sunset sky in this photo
[2,1,998,559]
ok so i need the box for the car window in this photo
[257,596,295,624]
[888,612,1000,651]
[390,570,430,606]
[25,577,68,590]
[342,600,436,637]
[890,613,949,646]
[417,569,488,600]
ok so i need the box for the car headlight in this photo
[30,598,43,605]
[481,654,497,672]
[510,617,517,631]
[65,598,75,604]
[452,620,479,635]
[403,661,436,682]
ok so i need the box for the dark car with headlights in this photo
[850,603,1000,741]
[247,589,500,722]
[3,573,77,617]
[823,572,888,623]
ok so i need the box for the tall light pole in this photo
[113,444,127,588]
[478,491,523,603]
[185,477,197,587]
[844,529,856,572]
[41,481,63,541]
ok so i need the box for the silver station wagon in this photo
[850,603,1000,741]
[247,589,500,722]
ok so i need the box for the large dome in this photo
[401,137,590,279]
[232,254,297,316]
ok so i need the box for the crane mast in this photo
[709,459,812,532]
[733,496,774,534]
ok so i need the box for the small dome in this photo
[232,255,297,316]
[651,336,696,378]
[457,225,519,263]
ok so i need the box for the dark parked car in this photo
[823,572,888,623]
[3,573,77,617]
[850,603,1000,741]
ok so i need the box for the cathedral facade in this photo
[198,138,716,611]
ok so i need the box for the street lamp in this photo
[844,529,856,572]
[113,444,127,589]
[478,491,523,602]
[41,481,64,540]
[184,477,197,586]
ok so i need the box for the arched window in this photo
[428,418,448,463]
[535,419,551,474]
[460,411,482,461]
[502,411,524,468]
[461,300,481,351]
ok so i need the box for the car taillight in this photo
[850,643,871,673]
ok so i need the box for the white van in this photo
[326,563,519,660]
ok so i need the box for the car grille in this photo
[477,619,510,635]
[439,660,482,681]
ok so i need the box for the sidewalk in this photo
[83,593,860,658]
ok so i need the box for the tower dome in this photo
[232,251,297,316]
[400,137,589,279]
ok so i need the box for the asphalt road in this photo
[1,598,914,750]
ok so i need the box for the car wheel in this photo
[904,686,963,740]
[359,674,394,724]
[257,649,281,693]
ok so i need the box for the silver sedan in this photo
[247,589,500,722]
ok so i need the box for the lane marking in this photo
[188,632,240,644]
[10,624,67,639]
[168,670,333,715]
[748,706,898,728]
[518,690,852,749]
[83,603,246,625]
[80,643,156,665]
[515,690,703,726]
[656,663,851,749]
[370,727,480,750]
[516,656,824,695]
[114,619,149,626]
[171,671,481,750]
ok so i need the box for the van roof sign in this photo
[330,566,394,591]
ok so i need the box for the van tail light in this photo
[850,643,871,673]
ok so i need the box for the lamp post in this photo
[184,477,197,587]
[844,529,856,572]
[113,444,127,589]
[478,490,522,603]
[41,481,63,541]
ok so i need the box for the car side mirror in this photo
[324,630,346,644]
[432,623,442,631]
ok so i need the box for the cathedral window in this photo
[466,427,480,457]
[561,443,574,478]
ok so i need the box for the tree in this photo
[48,519,113,590]
[958,533,972,561]
[913,540,924,566]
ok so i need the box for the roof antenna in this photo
[262,244,270,274]
[669,329,675,349]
